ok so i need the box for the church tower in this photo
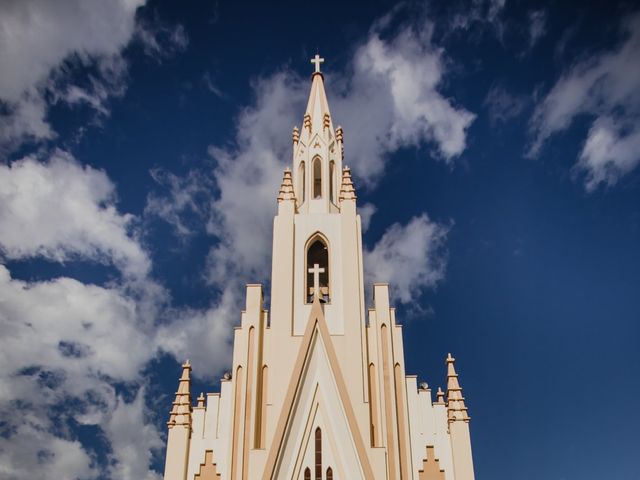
[162,56,476,480]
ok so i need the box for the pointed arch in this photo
[304,468,311,480]
[255,364,268,449]
[231,365,244,480]
[329,160,335,202]
[313,156,322,198]
[327,467,333,480]
[305,233,330,303]
[368,362,380,447]
[315,427,322,480]
[299,161,306,203]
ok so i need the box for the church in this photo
[162,56,476,480]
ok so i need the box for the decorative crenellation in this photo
[338,166,357,201]
[446,353,470,424]
[167,360,192,430]
[292,126,300,144]
[277,168,296,203]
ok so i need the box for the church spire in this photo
[303,55,334,137]
[446,353,470,424]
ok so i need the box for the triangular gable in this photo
[262,299,375,480]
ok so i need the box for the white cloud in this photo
[0,151,150,278]
[0,0,143,103]
[484,84,527,125]
[529,13,640,190]
[156,291,237,375]
[0,0,144,150]
[577,116,640,191]
[0,0,188,153]
[359,203,377,233]
[528,10,547,48]
[333,20,475,185]
[145,168,214,238]
[0,151,229,477]
[0,265,159,479]
[364,214,450,305]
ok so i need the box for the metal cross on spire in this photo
[311,54,325,73]
[308,263,325,300]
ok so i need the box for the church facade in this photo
[163,57,476,480]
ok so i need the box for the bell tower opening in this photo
[313,157,322,199]
[306,236,329,303]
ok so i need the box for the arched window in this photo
[313,157,322,198]
[306,236,329,303]
[326,467,333,480]
[315,428,322,480]
[304,467,311,480]
[329,160,335,202]
[299,161,306,203]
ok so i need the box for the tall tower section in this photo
[162,56,476,480]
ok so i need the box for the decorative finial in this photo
[339,166,357,201]
[222,371,232,381]
[196,392,205,408]
[292,126,300,144]
[446,353,470,423]
[311,54,325,74]
[436,387,446,404]
[419,382,429,391]
[277,168,296,203]
[168,359,193,429]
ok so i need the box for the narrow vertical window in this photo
[306,236,329,303]
[315,427,322,480]
[313,157,322,198]
[299,161,306,203]
[326,467,333,480]
[329,160,335,202]
[304,468,311,480]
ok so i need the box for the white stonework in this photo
[163,58,476,480]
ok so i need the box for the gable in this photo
[262,300,374,480]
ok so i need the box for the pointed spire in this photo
[446,353,470,423]
[304,56,333,136]
[339,166,357,201]
[277,168,296,203]
[435,387,446,404]
[167,360,193,429]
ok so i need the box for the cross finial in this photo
[311,54,325,74]
[308,263,326,300]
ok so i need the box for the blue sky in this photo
[1,0,639,479]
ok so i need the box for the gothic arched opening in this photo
[315,427,322,480]
[299,161,306,203]
[306,236,329,303]
[313,157,322,198]
[329,160,335,202]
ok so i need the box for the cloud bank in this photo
[530,13,640,190]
